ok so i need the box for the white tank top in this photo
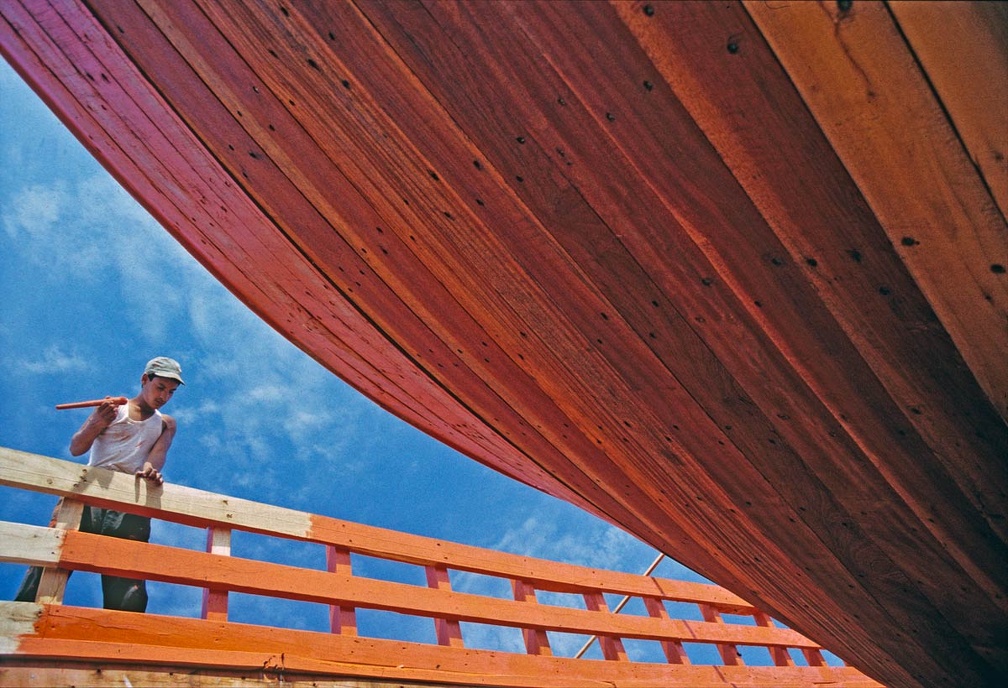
[87,404,164,474]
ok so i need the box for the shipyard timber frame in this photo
[1,2,1006,687]
[1,448,879,687]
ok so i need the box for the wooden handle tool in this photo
[55,396,129,410]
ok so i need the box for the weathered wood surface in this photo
[1,1,1005,686]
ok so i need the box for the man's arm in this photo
[136,414,176,485]
[68,398,121,456]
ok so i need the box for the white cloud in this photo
[15,345,90,376]
[2,183,64,239]
[487,514,645,571]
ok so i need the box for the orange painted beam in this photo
[426,564,464,648]
[200,526,230,622]
[0,448,754,616]
[325,545,357,636]
[3,603,883,688]
[512,579,552,656]
[52,529,816,648]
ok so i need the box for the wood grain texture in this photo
[2,0,1005,686]
[0,448,760,613]
[0,453,868,685]
[1,604,881,688]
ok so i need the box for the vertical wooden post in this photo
[643,596,690,664]
[35,498,83,605]
[326,545,357,635]
[754,610,795,666]
[582,592,628,661]
[200,526,230,621]
[425,564,463,647]
[511,579,552,656]
[802,647,827,667]
[699,604,743,665]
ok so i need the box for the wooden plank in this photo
[1,603,883,688]
[754,612,794,667]
[643,597,689,665]
[0,661,882,688]
[51,529,818,647]
[35,498,83,605]
[700,605,742,667]
[0,446,314,536]
[0,522,62,567]
[511,579,551,656]
[582,593,628,662]
[744,0,1008,424]
[326,546,357,636]
[425,565,464,647]
[888,1,1008,216]
[201,527,230,621]
[313,510,759,609]
[0,449,769,615]
[0,602,41,656]
[0,664,444,688]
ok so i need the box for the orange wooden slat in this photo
[200,526,230,621]
[50,528,819,648]
[326,545,357,636]
[582,592,628,662]
[700,604,743,667]
[754,611,794,667]
[0,449,763,614]
[511,579,551,656]
[4,603,882,688]
[425,565,464,648]
[643,596,689,665]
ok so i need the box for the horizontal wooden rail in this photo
[0,448,880,687]
[0,522,818,648]
[0,447,757,608]
[0,603,880,688]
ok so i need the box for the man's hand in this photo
[136,461,164,486]
[69,397,125,456]
[92,397,123,425]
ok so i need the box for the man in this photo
[15,356,184,612]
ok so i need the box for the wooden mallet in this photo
[55,396,128,410]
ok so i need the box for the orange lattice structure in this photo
[0,448,879,687]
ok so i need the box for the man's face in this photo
[141,375,180,410]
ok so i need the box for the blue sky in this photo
[0,58,739,661]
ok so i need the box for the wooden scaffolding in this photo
[0,447,879,687]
